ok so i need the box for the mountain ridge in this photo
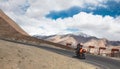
[34,33,120,48]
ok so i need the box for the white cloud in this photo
[41,12,120,41]
[0,0,107,18]
[0,0,120,41]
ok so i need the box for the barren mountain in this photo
[0,9,29,38]
[35,34,120,48]
[0,9,42,44]
[35,34,101,47]
[46,35,77,46]
[83,39,107,47]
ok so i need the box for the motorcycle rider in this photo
[75,43,83,57]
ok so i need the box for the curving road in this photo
[1,39,120,69]
[35,45,120,69]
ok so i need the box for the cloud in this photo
[46,1,120,19]
[47,12,120,40]
[0,0,30,15]
[0,0,120,41]
[66,28,79,32]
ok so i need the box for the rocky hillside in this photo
[0,9,43,44]
[34,34,120,48]
[0,9,29,38]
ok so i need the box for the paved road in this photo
[36,45,120,69]
[1,39,120,69]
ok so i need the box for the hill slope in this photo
[0,9,29,38]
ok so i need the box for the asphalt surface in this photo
[1,39,120,69]
[36,45,120,69]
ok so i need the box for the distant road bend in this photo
[1,39,120,69]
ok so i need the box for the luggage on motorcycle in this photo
[80,49,86,53]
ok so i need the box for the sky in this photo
[0,0,120,41]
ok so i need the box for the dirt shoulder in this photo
[0,39,97,69]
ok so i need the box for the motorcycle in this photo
[75,48,86,59]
